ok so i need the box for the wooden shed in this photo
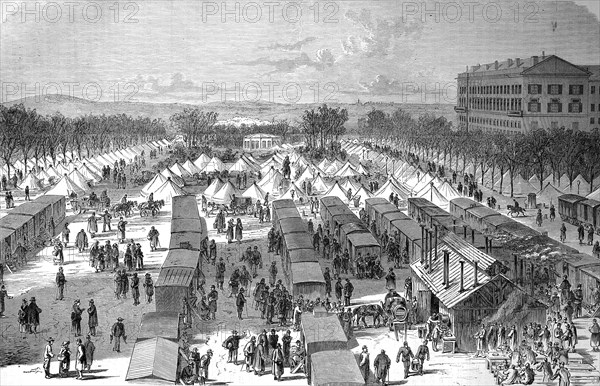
[282,232,316,274]
[449,197,482,221]
[370,203,399,235]
[301,314,348,382]
[137,312,181,342]
[339,223,370,254]
[364,197,389,223]
[125,337,180,383]
[154,267,196,313]
[347,232,380,260]
[290,261,325,299]
[577,199,600,228]
[311,350,364,386]
[34,195,67,229]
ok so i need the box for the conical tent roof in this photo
[374,179,408,200]
[310,174,330,194]
[412,173,435,194]
[194,154,211,170]
[352,185,373,207]
[339,178,360,193]
[335,163,359,178]
[528,175,541,188]
[140,173,167,198]
[587,187,600,200]
[355,163,367,175]
[182,159,202,175]
[36,169,51,184]
[46,174,87,196]
[500,174,536,196]
[536,183,564,204]
[260,160,281,176]
[261,156,281,169]
[55,163,68,175]
[258,168,284,194]
[211,181,240,204]
[152,178,188,203]
[170,162,192,178]
[203,177,224,199]
[323,162,340,175]
[69,169,91,189]
[18,172,43,190]
[417,184,449,209]
[437,180,461,200]
[317,158,331,171]
[160,167,185,187]
[295,166,315,183]
[569,174,590,194]
[241,155,260,171]
[78,163,102,183]
[279,182,307,202]
[242,182,267,202]
[322,182,350,201]
[229,157,252,173]
[202,157,225,173]
[559,173,570,188]
[493,171,511,192]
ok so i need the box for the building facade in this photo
[456,54,599,133]
[242,133,282,150]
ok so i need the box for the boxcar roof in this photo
[137,312,180,341]
[33,195,64,205]
[171,218,204,234]
[579,199,600,209]
[168,233,202,251]
[580,264,600,279]
[562,253,600,268]
[391,220,422,240]
[125,337,179,382]
[290,248,318,263]
[291,262,325,284]
[161,249,199,270]
[466,206,502,219]
[421,206,452,218]
[484,215,515,227]
[450,197,482,210]
[11,202,51,216]
[284,233,314,250]
[311,350,364,386]
[272,199,296,210]
[0,228,14,240]
[327,205,354,217]
[320,196,345,208]
[347,232,380,248]
[496,221,540,237]
[365,197,389,207]
[155,267,194,287]
[558,194,587,204]
[407,197,437,208]
[341,222,369,234]
[280,217,307,234]
[275,207,301,220]
[171,195,200,219]
[382,211,411,223]
[0,214,33,230]
[331,213,360,227]
[302,314,347,347]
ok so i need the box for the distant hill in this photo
[2,94,456,133]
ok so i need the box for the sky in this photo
[1,0,599,104]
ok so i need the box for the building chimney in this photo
[515,58,522,67]
[513,254,519,282]
[530,262,535,296]
[473,259,479,287]
[420,225,425,264]
[434,224,439,264]
[459,260,465,292]
[542,51,545,58]
[532,56,539,65]
[507,58,514,67]
[471,229,475,244]
[443,250,450,289]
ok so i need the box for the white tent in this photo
[258,168,284,195]
[536,183,564,204]
[411,173,435,194]
[317,158,331,171]
[69,169,92,190]
[296,166,315,184]
[352,185,373,207]
[335,164,359,178]
[417,184,449,209]
[18,172,43,190]
[355,163,368,175]
[202,157,225,173]
[279,182,307,202]
[339,178,360,194]
[587,187,600,201]
[311,174,330,194]
[78,163,102,183]
[437,180,461,200]
[528,175,541,189]
[374,179,408,201]
[170,162,193,178]
[322,182,350,202]
[194,154,211,170]
[211,181,240,204]
[160,167,185,187]
[242,182,267,202]
[36,169,52,185]
[152,178,188,203]
[499,174,536,196]
[229,158,252,173]
[260,158,281,176]
[46,174,87,196]
[140,173,167,198]
[558,173,570,188]
[567,174,590,194]
[182,159,203,176]
[203,177,225,199]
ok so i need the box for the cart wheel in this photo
[152,208,158,217]
[77,207,83,214]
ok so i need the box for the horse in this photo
[352,304,386,329]
[507,205,526,217]
[111,201,136,217]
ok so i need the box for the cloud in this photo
[262,37,317,51]
[233,50,335,74]
[342,8,423,57]
[359,74,403,95]
[135,73,201,93]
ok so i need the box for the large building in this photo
[455,54,600,133]
[242,133,282,150]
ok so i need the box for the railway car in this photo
[321,204,353,230]
[370,202,399,235]
[419,206,453,230]
[380,211,412,236]
[10,202,53,239]
[480,213,516,233]
[273,207,301,231]
[364,197,389,223]
[290,261,325,299]
[281,232,316,274]
[33,195,67,230]
[311,350,364,386]
[154,265,198,313]
[407,197,437,221]
[339,222,370,254]
[389,219,423,263]
[495,221,540,238]
[449,197,482,221]
[272,198,297,211]
[301,314,349,383]
[558,194,586,224]
[347,231,381,260]
[464,206,504,233]
[172,195,201,219]
[580,265,600,307]
[0,214,35,250]
[330,213,360,237]
[576,199,600,230]
[279,217,308,236]
[136,311,181,342]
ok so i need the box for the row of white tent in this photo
[13,140,171,197]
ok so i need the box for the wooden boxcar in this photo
[390,219,422,262]
[10,202,52,239]
[137,311,181,342]
[380,211,411,236]
[0,214,35,249]
[302,314,348,383]
[154,267,197,313]
[419,206,453,230]
[449,197,482,221]
[311,350,364,386]
[407,197,437,221]
[34,195,67,228]
[464,206,503,233]
[339,223,370,254]
[330,213,360,236]
[580,265,600,307]
[347,232,381,260]
[279,217,307,236]
[495,221,540,238]
[172,195,200,219]
[320,196,346,211]
[364,197,389,223]
[168,231,202,251]
[282,232,316,274]
[371,203,399,235]
[272,198,297,211]
[273,207,301,230]
[321,205,353,229]
[556,253,600,307]
[481,214,515,233]
[0,228,13,265]
[558,194,586,224]
[290,261,325,299]
[170,218,204,235]
[576,199,600,229]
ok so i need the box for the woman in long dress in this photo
[226,219,235,244]
[75,339,86,379]
[235,218,243,243]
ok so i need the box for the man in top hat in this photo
[110,317,126,352]
[27,296,42,333]
[71,299,85,337]
[223,330,243,364]
[87,299,98,336]
[43,337,55,378]
[83,335,96,371]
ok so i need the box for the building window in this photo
[548,84,562,95]
[568,100,582,113]
[528,84,542,94]
[592,104,596,112]
[592,86,596,94]
[548,99,562,113]
[592,117,596,124]
[569,85,584,95]
[528,99,541,112]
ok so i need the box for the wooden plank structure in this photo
[410,232,546,352]
[0,214,35,248]
[281,232,315,274]
[464,206,504,233]
[301,314,348,382]
[407,197,437,220]
[271,199,298,224]
[389,218,423,263]
[125,337,180,383]
[347,232,381,260]
[364,197,390,223]
[34,195,67,229]
[290,261,325,299]
[171,195,201,219]
[380,211,412,236]
[449,197,482,221]
[273,207,302,232]
[310,350,364,386]
[155,267,196,313]
[137,312,181,342]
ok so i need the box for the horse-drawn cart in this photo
[138,200,165,217]
[70,197,107,214]
[207,196,253,217]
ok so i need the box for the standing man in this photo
[550,362,571,386]
[335,277,343,303]
[343,278,354,306]
[27,297,43,333]
[269,261,278,287]
[222,330,243,364]
[76,229,88,253]
[271,343,284,381]
[131,273,140,306]
[243,336,256,372]
[216,258,226,290]
[396,341,414,379]
[55,267,66,301]
[117,217,127,242]
[0,284,12,317]
[62,222,70,246]
[373,349,391,386]
[101,210,112,232]
[71,299,85,337]
[415,340,430,376]
[43,337,55,379]
[323,267,332,298]
[24,185,30,201]
[359,345,370,384]
[207,285,218,320]
[143,273,154,303]
[87,212,98,238]
[147,226,160,251]
[281,330,292,366]
[236,287,246,320]
[110,317,126,353]
[87,299,98,336]
[83,335,96,371]
[199,349,213,384]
